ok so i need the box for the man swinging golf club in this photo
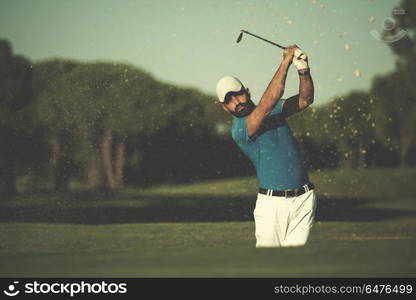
[216,45,317,247]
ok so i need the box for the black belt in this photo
[259,183,314,198]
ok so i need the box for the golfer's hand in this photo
[283,45,297,64]
[293,48,309,71]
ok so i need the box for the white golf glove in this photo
[293,48,308,71]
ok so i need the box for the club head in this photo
[236,32,243,43]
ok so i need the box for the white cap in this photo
[216,76,244,103]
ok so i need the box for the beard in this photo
[231,99,256,118]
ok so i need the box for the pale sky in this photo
[0,0,403,105]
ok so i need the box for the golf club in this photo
[236,30,286,50]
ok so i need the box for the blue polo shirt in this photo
[231,99,309,190]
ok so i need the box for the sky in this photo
[0,0,404,106]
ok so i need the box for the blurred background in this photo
[1,0,416,278]
[0,0,414,194]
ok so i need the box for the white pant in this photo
[253,190,317,248]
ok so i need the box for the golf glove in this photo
[293,48,308,71]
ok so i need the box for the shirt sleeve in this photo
[271,98,284,115]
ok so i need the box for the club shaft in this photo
[241,30,286,50]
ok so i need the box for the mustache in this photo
[236,103,248,111]
[233,100,255,118]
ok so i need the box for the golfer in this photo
[216,45,317,247]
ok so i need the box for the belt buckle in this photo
[284,189,297,198]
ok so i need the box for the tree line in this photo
[0,40,238,193]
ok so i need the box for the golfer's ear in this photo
[246,88,251,97]
[222,104,229,112]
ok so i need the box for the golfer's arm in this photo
[298,70,314,108]
[282,71,314,117]
[246,59,290,137]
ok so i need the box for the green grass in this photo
[1,168,416,277]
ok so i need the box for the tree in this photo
[74,62,167,190]
[32,57,235,191]
[370,0,416,167]
[32,59,80,191]
[288,105,341,170]
[370,70,416,167]
[0,39,38,194]
[33,60,208,191]
[328,91,375,169]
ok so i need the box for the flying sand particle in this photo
[339,32,348,38]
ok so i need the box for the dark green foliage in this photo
[0,39,43,194]
[29,58,229,190]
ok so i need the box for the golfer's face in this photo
[223,90,250,114]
